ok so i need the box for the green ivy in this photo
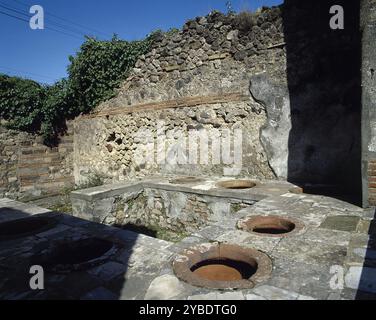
[0,34,153,145]
[67,35,152,114]
[0,74,46,132]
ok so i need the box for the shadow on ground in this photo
[0,205,137,300]
[355,208,376,299]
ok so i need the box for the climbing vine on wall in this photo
[67,35,152,114]
[0,75,46,132]
[0,35,154,145]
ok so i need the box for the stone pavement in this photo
[0,189,375,300]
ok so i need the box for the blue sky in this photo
[0,0,283,84]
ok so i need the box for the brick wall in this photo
[0,123,74,200]
[367,159,376,205]
[361,0,376,207]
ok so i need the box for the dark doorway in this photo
[283,0,362,205]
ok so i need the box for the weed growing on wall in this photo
[75,171,108,189]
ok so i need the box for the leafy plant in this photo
[75,171,108,190]
[67,35,152,114]
[0,75,46,132]
[0,34,153,144]
[48,201,73,214]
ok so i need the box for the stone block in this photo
[253,285,299,300]
[144,275,186,300]
[320,216,361,232]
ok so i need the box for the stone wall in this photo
[361,0,376,207]
[71,182,255,234]
[73,7,285,185]
[74,95,273,183]
[116,188,254,234]
[74,0,360,200]
[0,1,367,205]
[74,2,362,203]
[0,124,74,200]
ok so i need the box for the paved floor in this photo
[0,191,375,300]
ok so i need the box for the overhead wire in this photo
[0,65,57,82]
[0,2,86,40]
[11,0,112,38]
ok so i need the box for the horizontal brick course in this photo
[19,154,61,162]
[18,161,63,169]
[20,177,74,187]
[368,159,376,205]
[0,123,74,199]
[18,167,50,176]
[20,178,74,190]
[79,93,250,120]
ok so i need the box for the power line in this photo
[0,9,84,40]
[11,0,112,38]
[0,1,117,83]
[0,2,29,17]
[0,2,86,40]
[0,65,57,82]
[0,8,27,23]
[0,2,90,37]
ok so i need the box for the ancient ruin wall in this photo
[74,2,361,195]
[361,0,376,206]
[0,1,364,204]
[74,7,286,184]
[0,125,74,200]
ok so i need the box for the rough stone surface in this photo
[1,188,376,300]
[71,177,293,234]
[0,0,367,210]
[0,125,74,200]
[144,275,186,300]
[73,7,286,184]
[188,292,246,300]
[320,216,361,232]
[250,73,290,178]
[70,1,363,202]
[74,98,273,183]
[252,285,299,300]
[0,1,374,301]
[361,0,376,206]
